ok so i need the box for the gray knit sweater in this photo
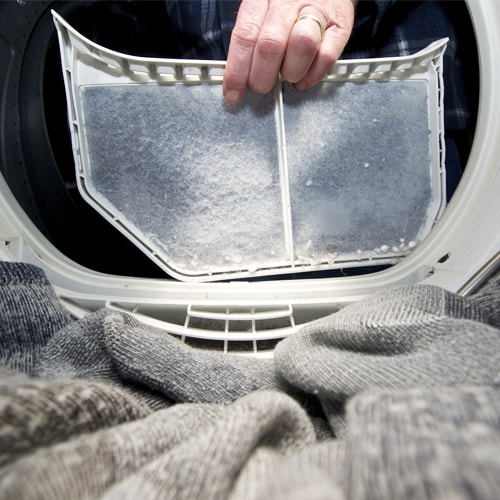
[1,261,499,499]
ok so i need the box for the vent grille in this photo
[59,297,339,356]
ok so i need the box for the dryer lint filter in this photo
[53,11,447,282]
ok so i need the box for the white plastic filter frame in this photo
[1,1,499,356]
[52,11,447,282]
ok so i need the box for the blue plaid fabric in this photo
[165,0,239,60]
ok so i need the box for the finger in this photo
[247,7,297,95]
[223,0,268,104]
[280,13,325,83]
[294,26,351,90]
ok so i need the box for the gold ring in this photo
[295,14,326,39]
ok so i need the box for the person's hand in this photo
[222,0,357,104]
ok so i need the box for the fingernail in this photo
[224,90,241,104]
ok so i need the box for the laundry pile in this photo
[1,261,499,499]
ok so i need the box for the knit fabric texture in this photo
[1,260,499,499]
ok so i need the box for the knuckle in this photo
[232,21,262,46]
[256,33,287,58]
[292,32,320,54]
